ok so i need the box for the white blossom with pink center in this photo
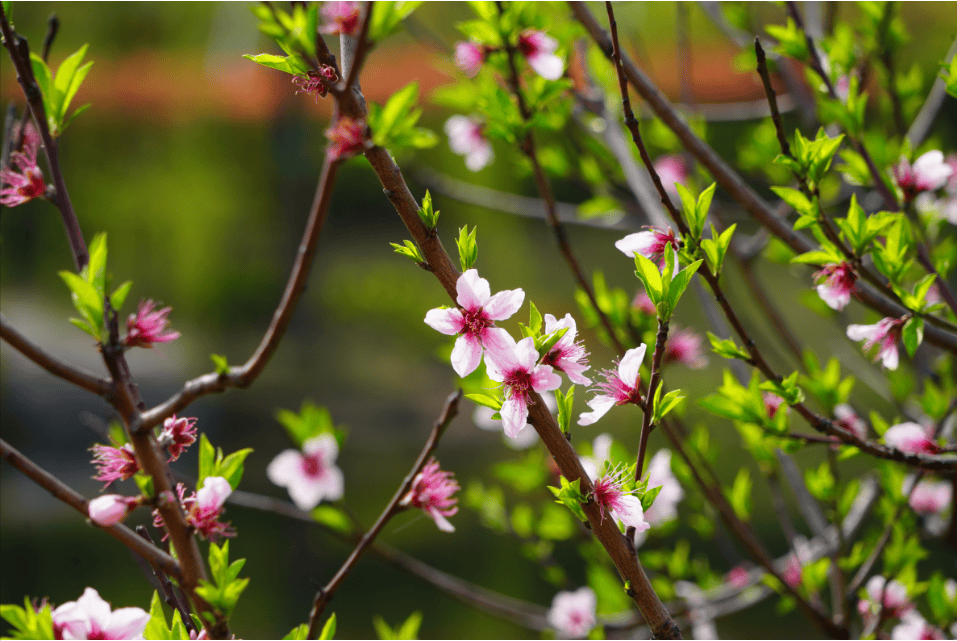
[814,262,857,310]
[907,478,952,515]
[517,29,563,80]
[883,422,937,455]
[858,576,914,625]
[267,434,344,511]
[52,588,149,640]
[833,403,867,440]
[425,269,523,377]
[615,227,680,270]
[547,587,597,639]
[444,116,494,172]
[591,464,651,533]
[892,613,945,640]
[578,344,646,426]
[894,150,954,202]
[319,1,360,36]
[847,317,904,370]
[643,450,684,526]
[484,334,562,438]
[540,313,591,385]
[653,154,689,195]
[454,41,485,77]
[400,457,460,532]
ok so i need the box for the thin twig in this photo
[0,437,181,581]
[636,318,668,482]
[306,390,462,638]
[1,312,113,396]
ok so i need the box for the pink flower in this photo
[187,476,234,540]
[88,494,138,527]
[124,300,180,348]
[91,444,139,487]
[783,555,803,588]
[158,415,198,462]
[726,565,751,589]
[814,262,857,310]
[52,587,149,640]
[546,587,596,639]
[517,29,563,80]
[615,227,680,270]
[847,316,904,370]
[0,121,45,207]
[908,478,952,515]
[475,392,555,450]
[267,434,344,511]
[326,117,367,160]
[577,344,646,426]
[663,327,707,369]
[763,392,786,419]
[540,313,591,385]
[633,291,657,315]
[292,65,339,102]
[653,154,689,195]
[400,457,460,532]
[444,115,493,172]
[485,333,562,438]
[884,422,938,455]
[454,42,485,77]
[320,1,361,36]
[892,613,945,640]
[642,450,684,526]
[424,269,523,377]
[858,576,914,624]
[833,403,867,440]
[591,464,651,532]
[894,150,953,202]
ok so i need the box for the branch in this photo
[636,317,668,481]
[1,313,112,396]
[0,437,181,581]
[306,390,462,638]
[907,36,957,147]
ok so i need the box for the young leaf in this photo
[902,316,924,357]
[633,254,664,304]
[555,386,574,434]
[318,613,337,641]
[456,225,478,272]
[390,240,426,265]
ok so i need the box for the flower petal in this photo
[484,287,525,320]
[430,507,456,532]
[529,53,564,80]
[456,269,490,310]
[577,396,616,426]
[500,395,529,438]
[618,344,647,386]
[530,364,562,393]
[451,334,484,377]
[424,307,465,335]
[266,450,306,486]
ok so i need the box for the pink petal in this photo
[530,364,562,393]
[817,284,850,310]
[514,336,540,370]
[451,334,484,377]
[304,434,339,463]
[465,143,493,172]
[267,450,306,486]
[613,495,651,532]
[501,395,529,438]
[484,287,525,320]
[430,507,456,532]
[455,269,490,310]
[880,344,899,370]
[846,323,878,342]
[424,307,465,335]
[103,607,150,640]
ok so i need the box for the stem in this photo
[305,390,462,638]
[0,438,181,581]
[636,318,668,482]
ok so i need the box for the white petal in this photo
[500,396,528,438]
[577,396,616,426]
[267,450,306,487]
[613,495,651,532]
[430,508,456,532]
[424,307,464,335]
[465,143,493,171]
[104,607,150,640]
[846,323,877,341]
[618,344,647,386]
[456,269,490,309]
[529,53,564,80]
[484,287,525,320]
[451,334,483,377]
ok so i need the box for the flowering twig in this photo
[0,312,112,396]
[0,437,181,581]
[306,390,462,637]
[0,6,87,270]
[570,2,957,353]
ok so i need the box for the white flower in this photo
[53,588,149,640]
[547,587,596,638]
[267,434,344,510]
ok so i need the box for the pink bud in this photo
[88,495,135,526]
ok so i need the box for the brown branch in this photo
[0,437,181,581]
[306,390,462,638]
[636,318,668,482]
[1,312,112,396]
[569,1,957,353]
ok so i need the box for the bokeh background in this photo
[2,3,956,638]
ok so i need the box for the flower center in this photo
[301,453,325,479]
[505,370,532,400]
[461,308,492,337]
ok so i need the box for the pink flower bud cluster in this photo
[0,121,46,207]
[125,299,180,348]
[546,587,596,638]
[400,457,460,533]
[846,316,905,370]
[325,117,367,160]
[320,1,361,36]
[292,65,339,102]
[893,150,953,203]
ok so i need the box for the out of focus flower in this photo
[663,327,707,369]
[858,576,914,625]
[725,565,751,589]
[633,291,657,316]
[783,555,802,588]
[292,65,338,101]
[540,313,591,384]
[643,450,684,525]
[615,227,680,270]
[892,613,945,640]
[91,444,139,487]
[908,478,952,514]
[444,115,493,172]
[88,494,138,527]
[592,465,651,532]
[884,422,938,455]
[546,587,596,639]
[578,345,646,426]
[52,587,149,640]
[814,262,857,310]
[454,41,485,77]
[763,392,786,419]
[267,434,344,511]
[833,403,867,440]
[579,433,613,482]
[425,269,522,377]
[847,316,904,370]
[518,29,563,80]
[325,117,367,160]
[653,154,689,195]
[125,300,180,348]
[400,458,460,532]
[894,150,953,202]
[158,415,197,462]
[485,334,562,438]
[0,121,45,207]
[320,1,361,36]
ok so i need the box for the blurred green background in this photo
[2,2,956,639]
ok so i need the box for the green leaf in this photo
[417,190,439,229]
[242,53,308,75]
[555,386,574,434]
[53,45,90,114]
[216,447,254,490]
[456,225,478,272]
[633,254,664,304]
[653,389,685,423]
[0,597,55,640]
[283,623,310,640]
[665,259,702,314]
[901,316,923,357]
[527,301,543,336]
[706,332,750,361]
[640,484,663,512]
[534,326,568,356]
[109,280,133,312]
[466,393,502,411]
[318,614,337,641]
[397,611,423,640]
[372,81,421,147]
[390,240,426,265]
[59,270,104,340]
[369,1,422,41]
[211,354,230,375]
[727,467,753,520]
[548,476,587,522]
[770,186,814,216]
[198,433,216,485]
[312,505,353,534]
